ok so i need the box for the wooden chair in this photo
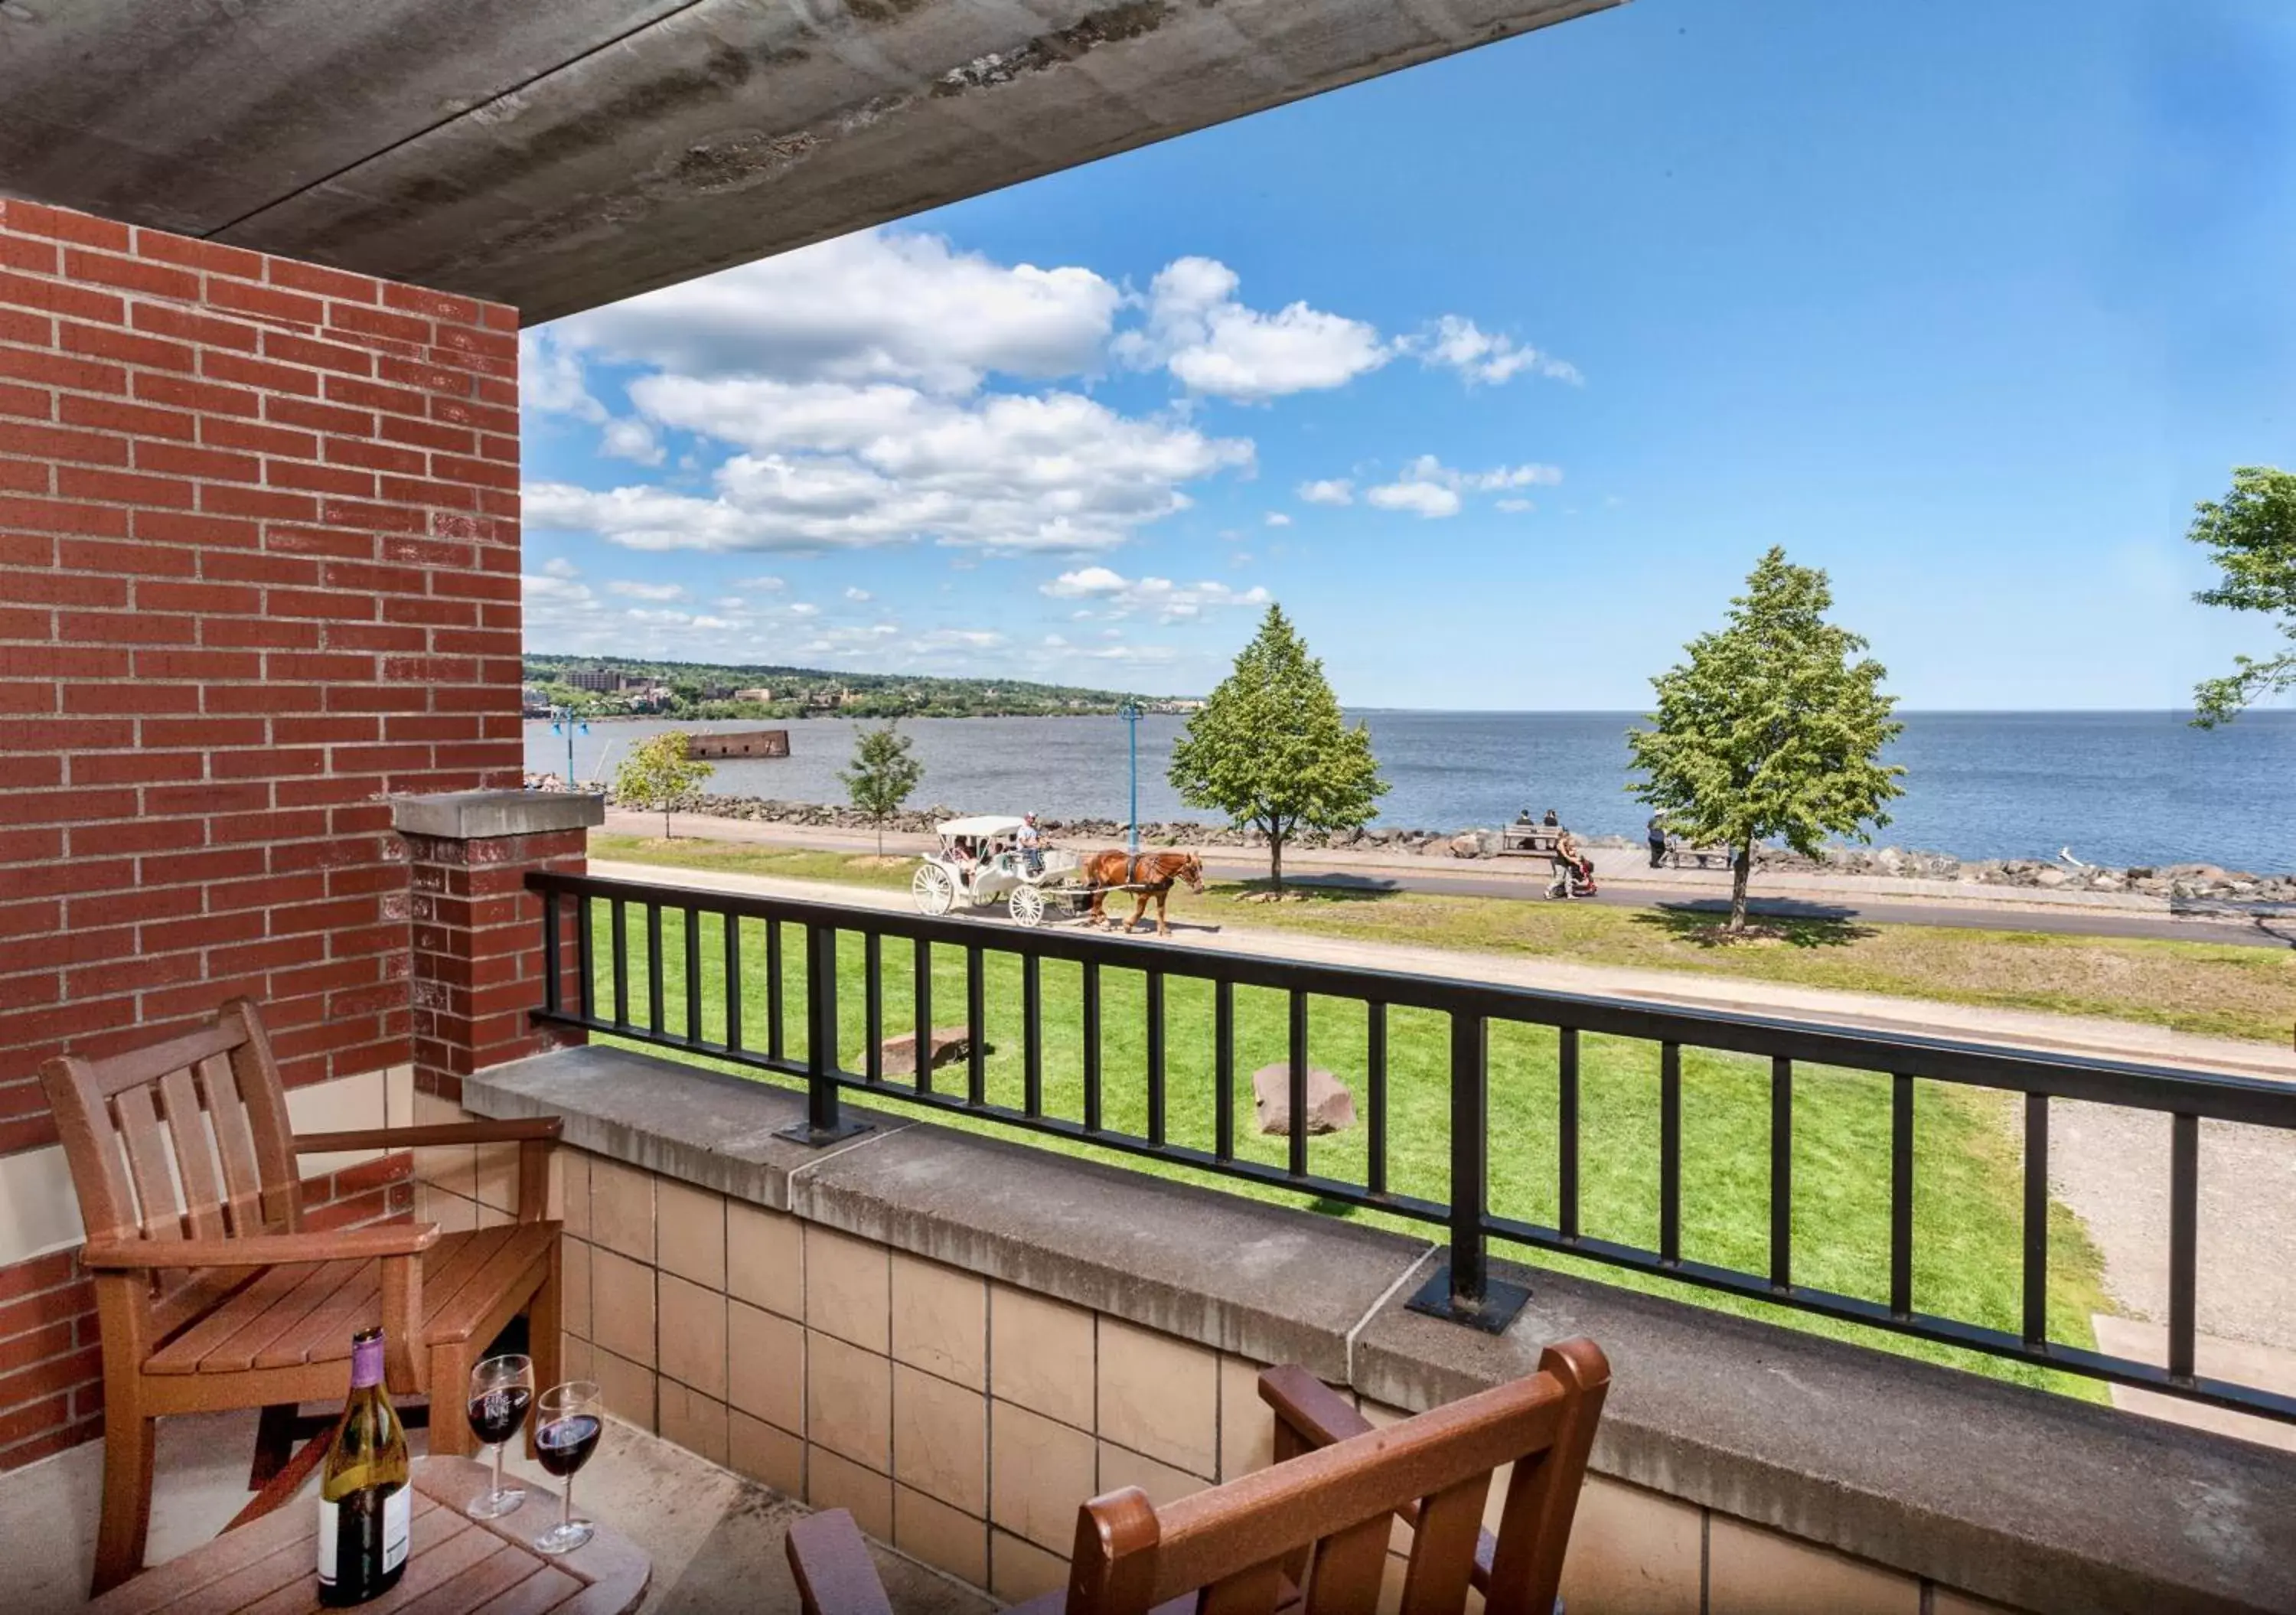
[787,1339,1609,1615]
[39,997,566,1597]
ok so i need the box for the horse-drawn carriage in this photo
[910,815,1083,926]
[910,816,1206,934]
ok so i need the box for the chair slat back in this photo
[1067,1341,1609,1615]
[40,998,304,1267]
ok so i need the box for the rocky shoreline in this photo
[584,789,2296,903]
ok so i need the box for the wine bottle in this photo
[317,1326,412,1607]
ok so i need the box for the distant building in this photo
[562,667,622,693]
[732,687,775,703]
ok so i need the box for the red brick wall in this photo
[0,198,526,1153]
[0,198,530,1473]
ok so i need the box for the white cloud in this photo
[1298,478,1354,507]
[601,416,665,465]
[540,556,582,579]
[1117,258,1390,401]
[536,384,1251,556]
[1495,498,1535,513]
[519,329,604,421]
[1360,455,1564,519]
[734,575,787,592]
[1406,316,1582,386]
[543,229,1120,394]
[1264,511,1293,528]
[1040,568,1271,625]
[521,573,592,604]
[607,579,687,601]
[1039,566,1129,598]
[1365,479,1461,519]
[844,586,873,602]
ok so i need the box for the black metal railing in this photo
[527,869,2296,1424]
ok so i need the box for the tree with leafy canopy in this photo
[1628,547,1903,933]
[840,723,925,857]
[2185,466,2296,729]
[613,732,714,839]
[1168,604,1386,892]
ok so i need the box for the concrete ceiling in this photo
[0,0,1619,322]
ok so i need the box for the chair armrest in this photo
[786,1509,894,1615]
[293,1117,563,1153]
[298,1117,563,1225]
[81,1224,442,1270]
[1258,1365,1376,1447]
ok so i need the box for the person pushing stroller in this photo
[1546,814,1597,900]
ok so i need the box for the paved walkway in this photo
[599,810,2296,948]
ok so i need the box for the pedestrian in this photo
[1019,812,1043,876]
[1647,814,1669,869]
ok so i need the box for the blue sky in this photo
[520,0,2296,710]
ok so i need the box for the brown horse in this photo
[1081,849,1205,937]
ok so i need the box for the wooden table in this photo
[90,1456,650,1615]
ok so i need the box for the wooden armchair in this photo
[788,1339,1609,1615]
[39,997,566,1597]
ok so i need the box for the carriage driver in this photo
[1018,813,1044,876]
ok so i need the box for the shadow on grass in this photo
[1215,876,1404,906]
[1632,903,1879,950]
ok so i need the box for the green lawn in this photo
[590,833,2296,1046]
[587,895,2114,1401]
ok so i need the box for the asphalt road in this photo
[1195,859,2296,949]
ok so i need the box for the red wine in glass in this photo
[535,1414,600,1478]
[465,1354,533,1521]
[467,1385,531,1448]
[533,1382,602,1556]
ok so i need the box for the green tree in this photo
[613,731,714,838]
[1628,547,1904,933]
[1168,604,1386,892]
[840,723,925,856]
[2186,466,2296,729]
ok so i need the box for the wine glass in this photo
[532,1381,603,1555]
[465,1354,534,1519]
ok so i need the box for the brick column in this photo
[393,791,602,1103]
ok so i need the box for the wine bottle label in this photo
[318,1486,411,1587]
[383,1485,410,1572]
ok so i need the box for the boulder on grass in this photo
[1252,1062,1358,1137]
[878,1026,985,1076]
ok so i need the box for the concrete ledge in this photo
[468,1045,908,1208]
[467,1045,2296,1615]
[791,1117,1432,1378]
[390,788,604,840]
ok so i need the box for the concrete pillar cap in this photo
[390,789,604,840]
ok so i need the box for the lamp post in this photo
[1118,701,1143,855]
[548,706,589,788]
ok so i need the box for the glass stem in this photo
[563,1474,574,1530]
[493,1440,505,1500]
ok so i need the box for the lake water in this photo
[530,709,2296,874]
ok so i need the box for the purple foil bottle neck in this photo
[349,1331,386,1389]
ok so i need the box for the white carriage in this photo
[911,815,1084,927]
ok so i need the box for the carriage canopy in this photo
[935,815,1028,840]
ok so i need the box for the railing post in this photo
[1406,1010,1529,1334]
[775,921,871,1146]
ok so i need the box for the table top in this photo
[90,1455,651,1615]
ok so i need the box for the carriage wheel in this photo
[912,864,955,915]
[1007,885,1046,928]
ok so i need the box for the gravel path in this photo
[2045,1101,2296,1350]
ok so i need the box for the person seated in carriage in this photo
[1017,813,1044,875]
